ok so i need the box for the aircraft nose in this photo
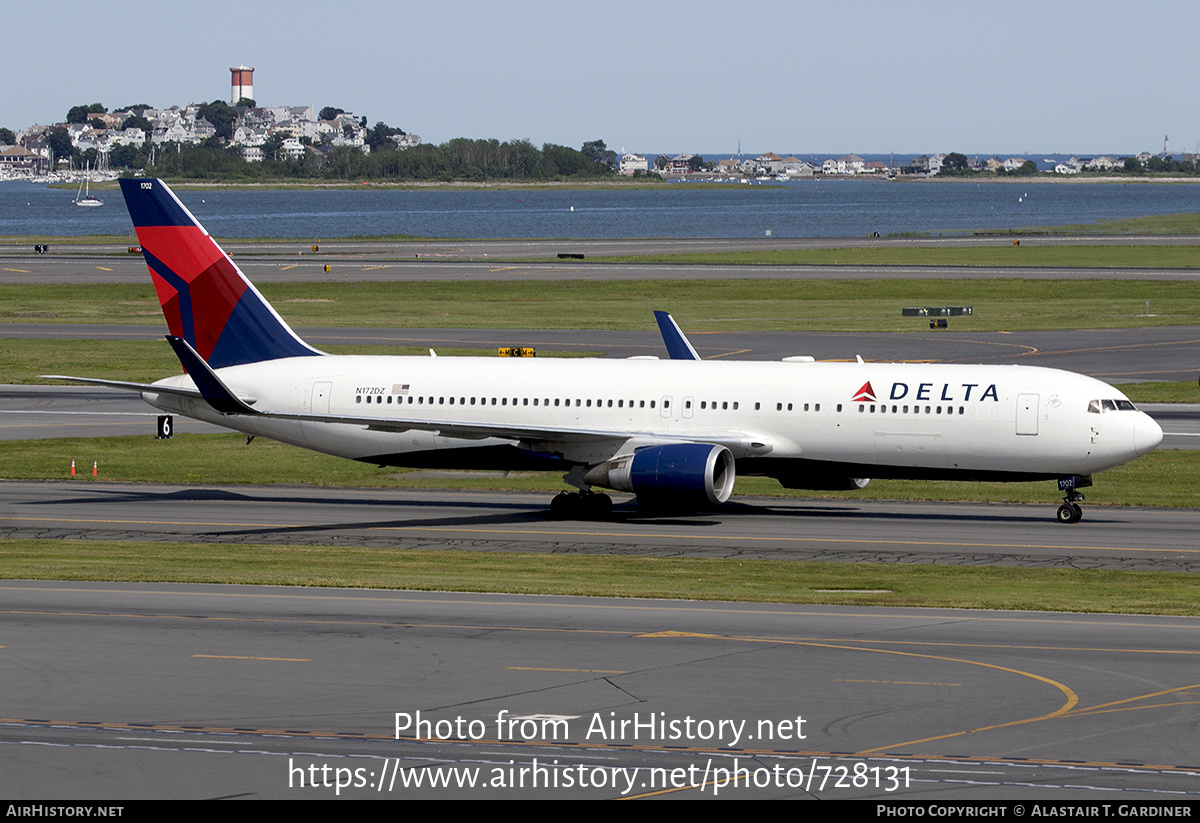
[1134,414,1164,456]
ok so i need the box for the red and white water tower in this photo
[230,66,255,104]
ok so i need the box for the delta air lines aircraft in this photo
[50,179,1163,523]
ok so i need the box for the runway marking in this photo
[506,667,628,673]
[279,265,297,271]
[838,679,963,686]
[1061,683,1200,718]
[94,266,113,272]
[361,266,389,271]
[3,268,32,273]
[639,630,723,639]
[5,604,1198,658]
[191,654,310,662]
[5,584,1200,636]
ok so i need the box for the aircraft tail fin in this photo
[654,310,701,361]
[119,178,322,368]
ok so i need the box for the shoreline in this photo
[15,174,1200,192]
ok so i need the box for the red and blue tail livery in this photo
[119,178,322,368]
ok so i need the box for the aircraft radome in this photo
[48,179,1163,524]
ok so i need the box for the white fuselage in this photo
[139,355,1162,487]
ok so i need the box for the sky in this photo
[4,0,1196,157]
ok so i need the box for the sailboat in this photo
[74,163,103,207]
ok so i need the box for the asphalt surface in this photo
[4,580,1200,799]
[3,482,1198,570]
[7,321,1200,379]
[4,234,1200,283]
[4,241,1200,800]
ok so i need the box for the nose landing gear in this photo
[1057,490,1085,524]
[1055,475,1092,524]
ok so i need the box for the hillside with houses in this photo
[0,84,1193,183]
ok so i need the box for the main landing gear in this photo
[550,490,613,520]
[1056,489,1085,524]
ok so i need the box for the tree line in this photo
[145,137,620,182]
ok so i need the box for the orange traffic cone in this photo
[92,461,98,477]
[70,460,75,476]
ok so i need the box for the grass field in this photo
[3,278,1198,333]
[0,340,597,385]
[2,538,1199,615]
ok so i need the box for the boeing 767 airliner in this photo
[48,179,1163,523]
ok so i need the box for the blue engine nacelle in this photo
[583,443,736,508]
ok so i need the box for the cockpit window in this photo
[1089,398,1138,413]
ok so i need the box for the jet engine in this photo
[583,443,736,508]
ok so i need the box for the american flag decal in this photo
[392,384,410,396]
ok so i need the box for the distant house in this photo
[716,158,741,175]
[192,118,217,141]
[781,156,815,177]
[755,152,784,174]
[836,154,866,174]
[280,137,305,160]
[0,145,38,174]
[620,153,648,175]
[666,154,695,174]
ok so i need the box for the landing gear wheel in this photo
[1057,489,1086,524]
[549,491,613,521]
[550,492,576,519]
